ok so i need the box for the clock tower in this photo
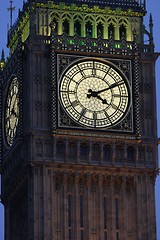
[0,0,159,240]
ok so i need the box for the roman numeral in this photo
[93,112,97,127]
[77,64,86,78]
[113,94,121,98]
[111,103,118,110]
[79,108,87,120]
[71,100,79,107]
[104,111,112,124]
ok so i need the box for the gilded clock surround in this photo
[59,58,131,129]
[58,54,133,132]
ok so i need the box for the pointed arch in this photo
[119,18,128,40]
[74,19,81,36]
[51,17,58,34]
[63,18,70,34]
[107,18,117,39]
[50,12,61,34]
[96,16,105,38]
[108,23,115,38]
[85,21,92,37]
[84,15,94,37]
[97,22,104,37]
[73,14,83,36]
[61,13,72,35]
[119,24,126,39]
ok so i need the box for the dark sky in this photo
[0,0,159,239]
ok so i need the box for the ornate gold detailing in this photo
[36,2,144,16]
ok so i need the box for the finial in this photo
[7,0,15,29]
[149,13,153,45]
[149,13,153,26]
[1,49,5,62]
[0,49,5,70]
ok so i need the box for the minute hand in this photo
[96,81,124,94]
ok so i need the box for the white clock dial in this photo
[59,58,131,128]
[5,77,19,146]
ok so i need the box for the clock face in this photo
[5,77,19,146]
[59,58,131,128]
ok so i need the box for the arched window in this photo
[56,140,65,159]
[86,21,92,37]
[63,19,69,35]
[92,143,101,162]
[127,146,135,162]
[51,18,58,34]
[97,22,103,37]
[139,147,145,163]
[115,145,124,162]
[103,145,112,163]
[108,23,115,38]
[119,24,126,39]
[74,20,81,36]
[80,142,89,161]
[68,141,77,160]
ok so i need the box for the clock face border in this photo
[4,76,19,147]
[58,56,132,131]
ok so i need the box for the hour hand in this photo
[87,89,107,104]
[87,89,98,98]
[96,95,108,104]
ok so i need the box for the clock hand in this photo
[87,89,108,104]
[87,89,98,98]
[87,80,124,97]
[96,95,108,104]
[97,80,125,93]
[11,107,17,117]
